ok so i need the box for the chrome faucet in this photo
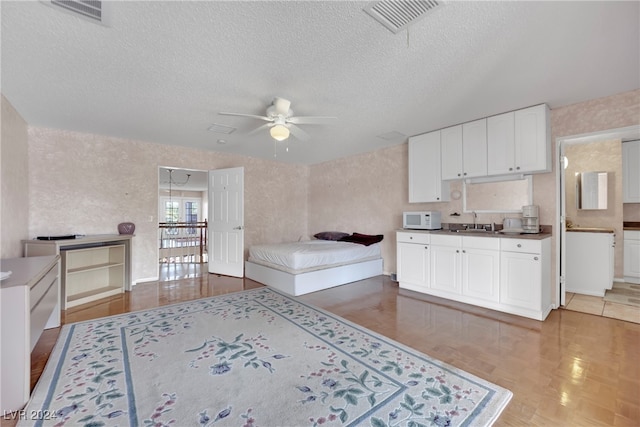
[472,211,477,229]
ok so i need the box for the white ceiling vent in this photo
[43,1,109,26]
[364,0,444,34]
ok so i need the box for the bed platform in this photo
[244,240,383,296]
[245,257,383,296]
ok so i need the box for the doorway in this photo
[158,167,209,280]
[556,125,640,307]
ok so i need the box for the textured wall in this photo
[564,140,623,276]
[27,128,308,282]
[1,95,29,258]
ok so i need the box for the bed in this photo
[245,235,384,296]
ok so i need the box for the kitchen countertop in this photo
[623,221,640,231]
[397,227,552,240]
[566,227,615,233]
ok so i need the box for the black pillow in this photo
[338,233,384,246]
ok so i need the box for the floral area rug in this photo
[20,288,512,426]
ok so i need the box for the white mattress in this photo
[248,240,381,270]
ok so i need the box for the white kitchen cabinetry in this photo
[430,234,462,296]
[441,120,487,180]
[396,232,551,320]
[461,236,500,303]
[624,230,640,284]
[566,231,615,296]
[487,104,550,176]
[500,238,552,320]
[408,131,450,203]
[622,140,640,203]
[396,232,430,291]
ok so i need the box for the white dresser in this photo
[0,255,60,413]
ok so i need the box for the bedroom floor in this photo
[6,275,639,427]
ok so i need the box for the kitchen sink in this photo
[450,228,491,233]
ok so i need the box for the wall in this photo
[27,128,309,283]
[564,139,623,276]
[0,95,29,258]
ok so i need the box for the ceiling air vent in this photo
[45,0,109,25]
[363,0,444,34]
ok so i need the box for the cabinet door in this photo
[440,125,463,180]
[622,140,640,203]
[462,119,488,178]
[487,111,515,175]
[462,247,499,302]
[500,251,541,310]
[430,245,461,295]
[623,237,640,282]
[397,242,430,289]
[408,132,449,202]
[514,104,550,173]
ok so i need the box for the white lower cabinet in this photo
[624,230,640,284]
[397,232,430,291]
[461,237,500,303]
[499,238,551,320]
[430,235,462,296]
[396,231,552,320]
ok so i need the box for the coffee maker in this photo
[522,205,540,234]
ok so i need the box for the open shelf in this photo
[61,244,126,309]
[66,285,123,308]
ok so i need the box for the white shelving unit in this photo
[23,234,133,309]
[62,244,125,308]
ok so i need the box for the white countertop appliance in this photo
[403,211,442,230]
[522,205,540,234]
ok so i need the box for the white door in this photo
[208,167,244,277]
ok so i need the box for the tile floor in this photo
[564,292,640,323]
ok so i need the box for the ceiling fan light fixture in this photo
[270,124,290,141]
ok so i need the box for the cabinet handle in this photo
[462,249,466,253]
[409,236,413,239]
[517,244,522,247]
[516,166,521,170]
[437,197,440,200]
[424,246,428,249]
[509,167,513,171]
[457,173,461,177]
[463,172,467,176]
[456,250,460,253]
[534,256,539,261]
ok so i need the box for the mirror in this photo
[463,175,532,213]
[576,171,608,210]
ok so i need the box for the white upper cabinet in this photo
[487,104,551,176]
[441,120,488,180]
[440,125,463,180]
[487,111,516,175]
[462,119,488,178]
[408,131,450,203]
[623,140,640,203]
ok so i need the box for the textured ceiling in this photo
[2,1,639,165]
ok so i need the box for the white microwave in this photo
[403,211,442,230]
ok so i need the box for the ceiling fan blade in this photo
[288,124,310,141]
[218,112,273,122]
[246,122,272,136]
[272,97,291,116]
[287,116,337,124]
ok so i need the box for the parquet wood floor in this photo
[3,275,639,426]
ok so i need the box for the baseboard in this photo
[133,276,160,287]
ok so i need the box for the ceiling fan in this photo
[219,97,336,141]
